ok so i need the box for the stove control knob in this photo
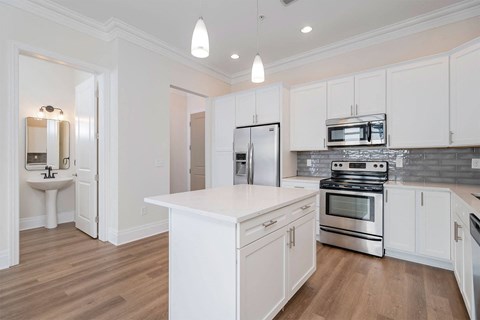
[380,164,384,168]
[339,164,343,167]
[334,164,338,167]
[373,164,378,168]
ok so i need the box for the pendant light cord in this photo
[256,0,259,53]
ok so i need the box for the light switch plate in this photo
[395,156,404,168]
[472,158,480,169]
[306,159,312,167]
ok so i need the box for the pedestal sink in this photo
[27,176,74,229]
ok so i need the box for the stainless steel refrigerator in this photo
[233,124,280,187]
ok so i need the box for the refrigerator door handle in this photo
[246,143,251,184]
[250,143,254,184]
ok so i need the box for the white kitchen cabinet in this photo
[384,186,451,263]
[450,41,480,147]
[287,212,316,298]
[386,57,449,148]
[354,69,386,116]
[290,83,327,151]
[235,91,256,127]
[416,190,451,260]
[327,76,354,119]
[281,179,320,238]
[327,70,386,120]
[212,151,233,187]
[451,195,475,318]
[238,227,288,320]
[214,95,236,151]
[256,86,281,125]
[384,188,416,253]
[235,85,281,127]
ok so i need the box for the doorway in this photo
[169,86,207,193]
[7,44,112,267]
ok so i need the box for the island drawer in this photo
[237,196,317,248]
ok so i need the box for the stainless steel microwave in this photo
[326,114,386,147]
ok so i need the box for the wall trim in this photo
[108,219,169,246]
[19,210,75,231]
[0,250,9,270]
[2,0,480,85]
[385,249,453,270]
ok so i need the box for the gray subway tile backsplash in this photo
[297,147,480,185]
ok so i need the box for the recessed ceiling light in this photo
[301,26,313,34]
[231,54,240,60]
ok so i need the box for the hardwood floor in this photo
[0,223,468,320]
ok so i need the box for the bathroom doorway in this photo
[7,44,112,267]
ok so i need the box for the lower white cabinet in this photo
[384,187,451,263]
[238,210,316,320]
[281,179,320,238]
[451,195,475,318]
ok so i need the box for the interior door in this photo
[190,112,205,191]
[251,124,279,187]
[75,76,98,238]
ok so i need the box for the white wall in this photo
[170,91,188,194]
[231,16,480,91]
[18,55,90,226]
[0,4,231,262]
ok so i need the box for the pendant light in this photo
[191,0,209,58]
[251,0,265,83]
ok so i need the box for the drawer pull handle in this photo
[301,205,311,210]
[294,186,304,189]
[262,220,278,228]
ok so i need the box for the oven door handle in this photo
[320,226,382,241]
[367,122,372,143]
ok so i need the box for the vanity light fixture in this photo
[191,0,209,58]
[301,26,312,33]
[38,105,64,120]
[251,0,265,83]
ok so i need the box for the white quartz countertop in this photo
[282,176,327,184]
[145,184,319,223]
[385,181,480,217]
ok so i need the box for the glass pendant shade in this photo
[191,17,209,58]
[251,53,265,83]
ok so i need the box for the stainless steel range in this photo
[319,161,388,257]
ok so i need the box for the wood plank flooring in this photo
[0,223,468,320]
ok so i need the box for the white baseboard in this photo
[0,250,9,270]
[108,219,169,246]
[19,211,75,231]
[385,249,453,270]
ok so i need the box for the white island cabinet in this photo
[145,185,318,320]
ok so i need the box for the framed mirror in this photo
[25,117,70,170]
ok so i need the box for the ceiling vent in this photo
[280,0,298,6]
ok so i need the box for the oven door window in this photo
[328,124,369,143]
[326,193,375,222]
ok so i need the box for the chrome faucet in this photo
[42,166,57,179]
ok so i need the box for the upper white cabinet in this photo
[235,91,256,127]
[290,82,327,151]
[450,41,480,147]
[235,85,280,127]
[327,70,386,119]
[354,70,386,116]
[213,95,236,151]
[327,76,354,119]
[387,57,449,148]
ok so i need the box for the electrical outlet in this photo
[472,158,480,169]
[395,156,404,168]
[306,159,312,167]
[141,207,148,216]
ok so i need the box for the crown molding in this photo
[3,0,480,86]
[1,0,232,84]
[230,0,480,84]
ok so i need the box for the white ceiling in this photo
[44,0,466,76]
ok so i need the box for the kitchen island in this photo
[145,184,319,320]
